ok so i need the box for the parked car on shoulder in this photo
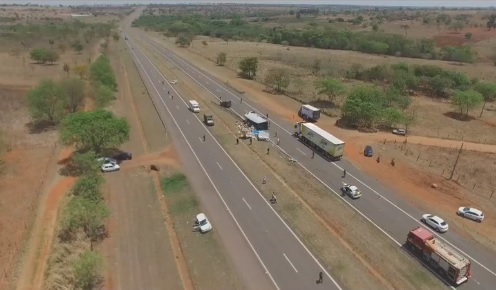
[457,207,484,222]
[114,151,133,161]
[421,214,449,233]
[195,213,212,233]
[364,145,373,157]
[392,128,406,136]
[101,163,120,173]
[340,183,362,199]
[203,114,214,126]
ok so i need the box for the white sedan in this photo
[421,214,449,233]
[101,163,120,173]
[340,183,362,199]
[195,213,212,233]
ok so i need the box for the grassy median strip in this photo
[160,173,244,290]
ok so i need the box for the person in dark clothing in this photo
[202,134,206,142]
[317,271,323,284]
[342,169,347,178]
[267,147,270,154]
[236,138,239,145]
[312,151,315,159]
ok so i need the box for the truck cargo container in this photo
[406,226,471,285]
[298,104,320,122]
[294,122,344,160]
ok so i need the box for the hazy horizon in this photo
[1,0,495,8]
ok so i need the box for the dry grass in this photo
[164,35,496,146]
[141,42,445,290]
[43,228,92,290]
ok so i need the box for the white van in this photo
[188,100,200,113]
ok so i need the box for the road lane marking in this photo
[125,39,281,290]
[242,198,252,210]
[216,162,223,170]
[296,148,307,156]
[283,253,298,273]
[199,137,204,142]
[186,119,190,124]
[145,38,496,283]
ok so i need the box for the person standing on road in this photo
[236,138,239,145]
[171,95,174,100]
[342,169,347,178]
[317,271,323,284]
[267,147,270,155]
[312,151,315,159]
[276,138,280,145]
[202,134,206,142]
[262,176,267,184]
[167,90,169,95]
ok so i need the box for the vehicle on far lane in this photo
[457,207,484,222]
[340,183,362,199]
[195,213,212,233]
[364,145,373,157]
[421,214,449,233]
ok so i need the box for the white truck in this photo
[298,104,321,122]
[294,122,345,160]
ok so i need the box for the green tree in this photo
[44,50,59,64]
[62,197,110,242]
[29,48,47,63]
[315,78,346,105]
[94,84,115,108]
[49,39,54,49]
[341,85,384,129]
[465,32,473,40]
[73,64,88,80]
[72,173,103,202]
[112,32,120,41]
[73,251,103,290]
[381,107,405,128]
[60,109,130,153]
[473,82,496,117]
[449,21,464,33]
[238,57,258,79]
[428,75,454,98]
[89,55,117,91]
[61,78,85,113]
[216,52,227,66]
[70,151,101,176]
[27,79,66,124]
[175,34,191,47]
[264,68,291,93]
[451,90,484,116]
[72,40,84,54]
[372,23,379,32]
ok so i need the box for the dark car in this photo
[364,145,373,157]
[114,152,133,161]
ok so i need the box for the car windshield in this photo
[199,219,208,226]
[463,207,470,211]
[440,221,447,226]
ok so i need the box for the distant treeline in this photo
[133,14,476,63]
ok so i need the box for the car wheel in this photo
[436,227,440,232]
[477,219,482,223]
[421,218,425,223]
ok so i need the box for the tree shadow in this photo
[25,120,57,134]
[309,99,338,109]
[443,111,474,121]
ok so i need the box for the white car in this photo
[392,128,406,136]
[457,207,484,223]
[421,214,449,233]
[101,163,120,173]
[171,80,178,84]
[195,213,212,233]
[340,183,362,199]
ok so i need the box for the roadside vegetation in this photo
[27,27,130,289]
[132,12,486,63]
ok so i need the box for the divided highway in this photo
[121,30,343,290]
[130,33,496,290]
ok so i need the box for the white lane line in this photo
[146,38,496,281]
[199,137,204,142]
[216,162,223,170]
[296,148,307,156]
[283,253,298,273]
[126,39,281,290]
[242,198,252,210]
[186,119,190,124]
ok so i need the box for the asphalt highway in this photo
[121,25,344,290]
[129,33,496,290]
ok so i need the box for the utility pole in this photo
[449,143,463,180]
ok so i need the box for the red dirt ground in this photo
[433,28,496,48]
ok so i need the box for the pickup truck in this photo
[393,128,406,136]
[204,114,214,126]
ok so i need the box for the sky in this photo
[0,0,494,7]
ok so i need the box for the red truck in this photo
[406,226,471,285]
